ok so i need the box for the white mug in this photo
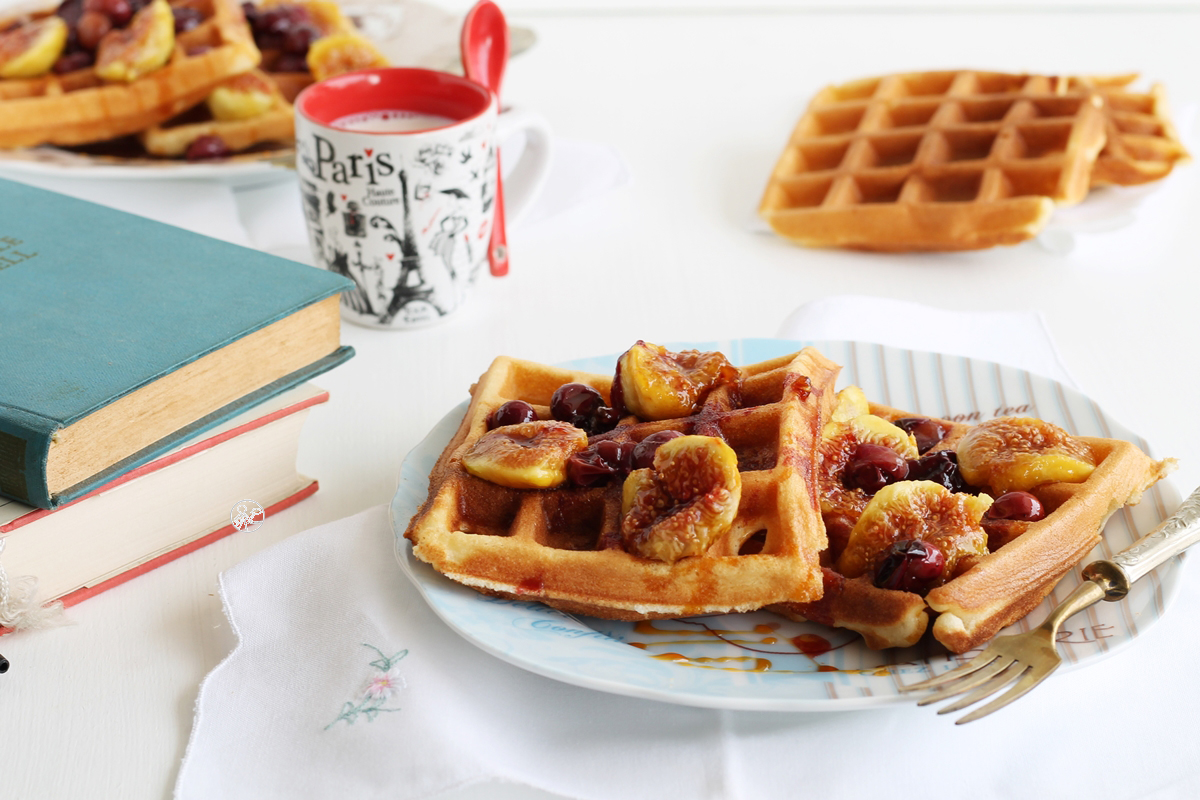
[294,68,551,329]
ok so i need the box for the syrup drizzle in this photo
[626,618,887,674]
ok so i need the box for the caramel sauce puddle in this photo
[626,619,888,675]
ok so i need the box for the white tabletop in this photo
[3,3,1200,798]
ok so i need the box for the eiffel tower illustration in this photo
[376,168,441,324]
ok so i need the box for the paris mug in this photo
[294,68,551,329]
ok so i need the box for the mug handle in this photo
[494,108,552,226]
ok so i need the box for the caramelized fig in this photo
[836,480,991,590]
[462,420,588,489]
[957,416,1095,494]
[621,435,741,563]
[305,31,386,81]
[0,17,68,78]
[95,0,175,82]
[615,340,740,420]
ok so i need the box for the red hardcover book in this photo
[0,384,328,628]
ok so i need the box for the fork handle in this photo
[1082,484,1200,600]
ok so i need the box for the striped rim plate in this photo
[391,339,1182,711]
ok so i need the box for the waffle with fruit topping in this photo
[0,0,261,148]
[138,0,386,158]
[771,393,1174,653]
[404,343,839,619]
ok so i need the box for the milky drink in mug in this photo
[294,68,551,329]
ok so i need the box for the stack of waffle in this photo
[0,0,386,159]
[404,342,1174,654]
[758,70,1191,251]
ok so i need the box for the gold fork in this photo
[902,484,1200,724]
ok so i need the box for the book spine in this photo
[0,407,55,509]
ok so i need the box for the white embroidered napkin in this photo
[176,299,1198,800]
[776,294,1077,389]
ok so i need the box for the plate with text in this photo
[390,338,1182,711]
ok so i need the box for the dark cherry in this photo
[281,22,318,54]
[894,416,950,454]
[843,443,909,494]
[185,135,232,161]
[906,450,973,494]
[102,0,132,26]
[550,383,618,435]
[487,400,537,430]
[630,430,684,470]
[986,491,1045,522]
[53,49,94,73]
[55,0,86,29]
[173,6,204,32]
[567,440,632,487]
[272,52,309,72]
[241,1,259,25]
[75,10,112,50]
[84,0,131,26]
[874,539,946,592]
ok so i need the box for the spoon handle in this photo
[489,156,509,276]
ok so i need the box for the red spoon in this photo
[461,0,511,277]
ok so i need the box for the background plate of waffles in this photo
[390,338,1183,711]
[0,0,531,182]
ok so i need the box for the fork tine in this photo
[902,648,1003,693]
[913,655,1014,705]
[953,662,1062,725]
[935,661,1027,715]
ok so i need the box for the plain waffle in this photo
[772,402,1174,653]
[1070,74,1191,187]
[404,347,839,619]
[0,0,260,148]
[758,69,1114,251]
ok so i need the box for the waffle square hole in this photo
[974,72,1031,94]
[960,98,1015,123]
[458,479,523,536]
[542,493,606,551]
[776,175,834,209]
[883,101,941,129]
[828,78,881,102]
[852,175,906,205]
[797,140,851,172]
[923,172,983,203]
[1114,113,1165,136]
[1028,97,1083,119]
[864,133,923,167]
[943,129,997,162]
[810,105,867,136]
[1108,93,1155,114]
[1000,167,1060,198]
[1014,123,1070,158]
[719,415,781,472]
[901,72,956,97]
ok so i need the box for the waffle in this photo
[772,401,1174,653]
[404,347,840,619]
[758,70,1112,251]
[1070,74,1191,187]
[0,0,261,148]
[139,68,293,156]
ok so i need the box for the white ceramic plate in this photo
[390,339,1182,711]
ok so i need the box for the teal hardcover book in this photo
[0,178,354,509]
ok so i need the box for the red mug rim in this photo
[296,67,494,133]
